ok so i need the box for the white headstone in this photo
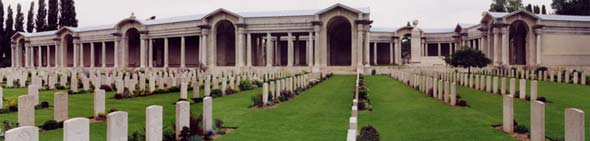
[519,79,526,99]
[503,95,514,133]
[107,111,128,141]
[146,105,163,141]
[530,101,545,141]
[565,108,585,141]
[509,78,516,96]
[263,83,269,105]
[28,85,39,105]
[530,80,538,101]
[54,92,68,122]
[175,101,190,140]
[18,95,35,127]
[203,96,213,133]
[5,126,39,141]
[94,89,106,117]
[64,118,90,141]
[180,82,188,99]
[0,87,3,109]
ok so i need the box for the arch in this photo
[509,20,528,65]
[125,28,141,67]
[215,20,236,66]
[327,16,352,66]
[62,34,74,67]
[401,34,412,64]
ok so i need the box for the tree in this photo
[47,0,58,30]
[59,0,77,27]
[15,4,24,32]
[525,4,533,13]
[26,1,35,33]
[490,0,523,12]
[0,0,4,34]
[36,0,47,32]
[552,0,590,15]
[5,5,14,41]
[541,5,547,14]
[533,5,540,14]
[489,0,507,12]
[444,48,492,73]
[506,0,523,12]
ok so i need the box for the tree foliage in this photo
[15,4,24,32]
[552,0,590,15]
[26,1,35,33]
[36,0,47,32]
[490,0,523,12]
[59,0,77,27]
[444,48,491,70]
[47,0,58,30]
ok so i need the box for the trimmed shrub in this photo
[211,89,223,98]
[536,97,547,102]
[457,100,468,107]
[371,69,377,75]
[239,80,255,91]
[358,125,380,141]
[514,125,529,134]
[40,120,62,130]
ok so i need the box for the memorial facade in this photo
[10,4,590,72]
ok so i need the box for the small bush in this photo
[215,119,224,128]
[211,89,223,98]
[371,69,377,75]
[252,80,263,88]
[40,120,62,130]
[250,94,263,107]
[168,86,180,93]
[536,97,547,102]
[358,125,380,141]
[35,101,50,109]
[100,85,113,92]
[239,80,255,91]
[514,125,529,134]
[114,94,123,99]
[457,100,468,107]
[225,88,236,95]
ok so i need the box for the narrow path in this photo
[358,75,515,141]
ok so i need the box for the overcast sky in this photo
[3,0,552,29]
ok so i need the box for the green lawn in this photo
[358,75,516,141]
[457,77,590,140]
[1,75,355,140]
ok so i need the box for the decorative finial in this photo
[130,12,136,19]
[412,20,419,27]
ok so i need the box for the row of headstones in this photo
[390,69,458,106]
[8,93,215,141]
[470,67,588,86]
[347,73,361,141]
[502,96,586,141]
[261,73,322,105]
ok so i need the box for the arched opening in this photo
[327,16,352,66]
[63,34,74,67]
[401,34,411,64]
[509,21,528,65]
[126,28,141,67]
[215,20,236,66]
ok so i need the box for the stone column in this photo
[237,28,245,67]
[493,29,500,65]
[101,42,106,68]
[79,44,84,67]
[90,43,94,68]
[535,28,542,65]
[73,41,79,67]
[389,41,393,64]
[37,46,42,67]
[364,32,370,66]
[164,38,169,68]
[308,32,313,67]
[140,34,147,68]
[266,33,273,67]
[437,43,441,56]
[202,29,210,67]
[114,36,120,67]
[501,27,509,65]
[54,41,59,67]
[148,39,153,67]
[287,32,294,67]
[314,26,321,69]
[180,36,186,68]
[394,38,401,64]
[246,33,252,67]
[372,42,377,65]
[24,44,29,67]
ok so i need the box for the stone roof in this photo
[422,28,455,33]
[21,4,370,38]
[488,10,590,22]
